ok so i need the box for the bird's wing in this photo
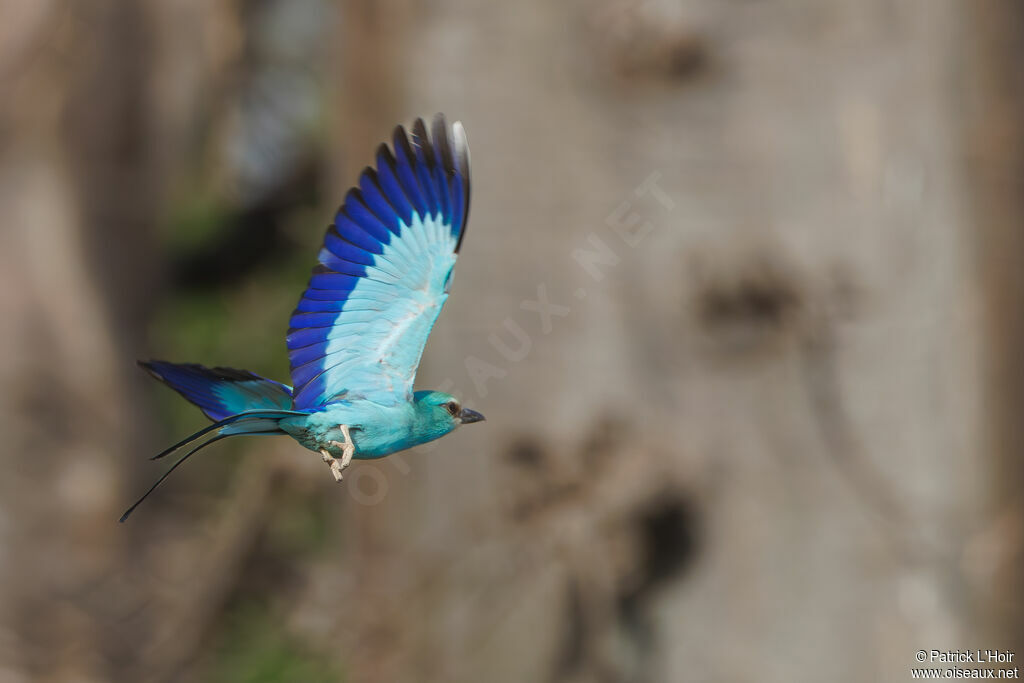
[140,360,293,421]
[287,115,471,409]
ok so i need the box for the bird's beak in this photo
[459,407,486,424]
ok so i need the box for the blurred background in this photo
[1,0,1023,681]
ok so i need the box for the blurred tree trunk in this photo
[323,1,1012,682]
[0,1,262,681]
[965,0,1024,653]
[0,0,1013,681]
[0,1,160,680]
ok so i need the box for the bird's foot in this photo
[320,425,355,483]
[319,449,345,482]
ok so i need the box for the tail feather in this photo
[120,434,234,522]
[149,410,305,461]
[139,360,294,421]
[121,410,304,522]
[123,360,310,521]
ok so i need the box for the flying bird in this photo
[121,115,484,522]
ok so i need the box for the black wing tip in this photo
[451,121,470,177]
[411,118,435,166]
[376,141,395,162]
[450,119,471,252]
[431,114,456,176]
[138,359,262,384]
[418,114,471,252]
[392,124,415,162]
[343,186,363,206]
[361,165,380,184]
[137,359,162,376]
[392,114,466,165]
[138,359,183,384]
[392,123,409,142]
[387,114,470,236]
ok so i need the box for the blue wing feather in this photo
[287,115,471,409]
[343,193,393,243]
[323,227,377,264]
[391,127,429,215]
[316,249,370,277]
[375,145,416,224]
[140,361,293,421]
[333,211,385,253]
[451,175,466,236]
[359,171,402,235]
[410,120,439,215]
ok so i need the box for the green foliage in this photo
[163,189,232,253]
[144,186,318,487]
[151,172,341,680]
[205,602,343,683]
[266,490,332,555]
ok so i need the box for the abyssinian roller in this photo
[121,115,484,521]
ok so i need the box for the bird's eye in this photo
[445,401,460,416]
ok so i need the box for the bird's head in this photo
[412,390,485,437]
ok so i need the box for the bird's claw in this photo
[320,448,347,482]
[320,425,355,483]
[329,456,346,482]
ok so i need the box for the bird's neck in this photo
[408,403,453,446]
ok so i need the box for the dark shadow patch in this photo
[694,260,804,356]
[586,3,710,83]
[551,578,588,680]
[699,275,799,330]
[169,159,322,292]
[548,491,701,682]
[505,436,547,469]
[618,492,701,638]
